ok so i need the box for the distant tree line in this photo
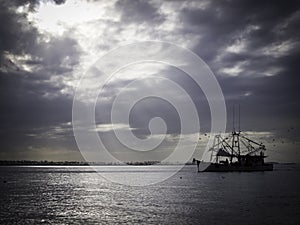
[0,160,195,166]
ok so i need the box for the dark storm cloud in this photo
[0,2,37,62]
[0,0,82,159]
[180,0,300,61]
[115,0,165,24]
[0,68,78,159]
[175,0,300,132]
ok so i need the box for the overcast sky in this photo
[0,0,299,162]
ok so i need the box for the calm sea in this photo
[0,164,299,224]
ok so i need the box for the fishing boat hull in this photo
[199,162,273,172]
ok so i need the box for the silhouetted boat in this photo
[193,131,273,172]
[193,106,273,172]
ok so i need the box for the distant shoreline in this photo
[0,160,196,166]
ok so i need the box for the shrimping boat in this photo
[193,106,273,172]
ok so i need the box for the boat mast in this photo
[231,106,235,163]
[231,105,241,163]
[232,105,235,133]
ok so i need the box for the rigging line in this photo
[241,135,265,147]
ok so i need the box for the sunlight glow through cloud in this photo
[27,0,118,36]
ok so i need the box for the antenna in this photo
[232,105,235,133]
[238,104,241,133]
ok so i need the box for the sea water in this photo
[0,164,299,224]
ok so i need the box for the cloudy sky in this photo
[0,0,299,163]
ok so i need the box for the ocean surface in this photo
[0,164,299,225]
